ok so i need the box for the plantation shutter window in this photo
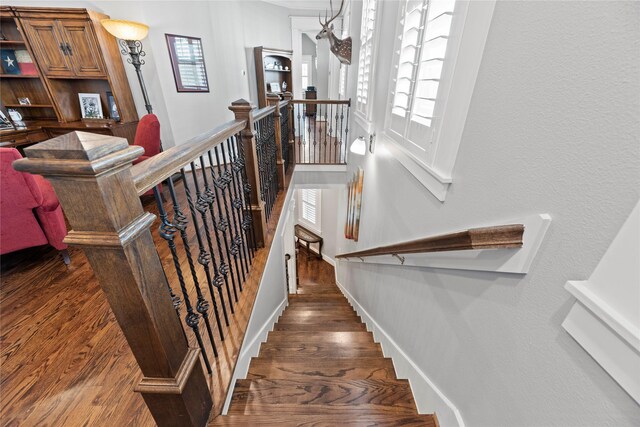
[356,0,379,117]
[298,189,321,233]
[388,0,456,153]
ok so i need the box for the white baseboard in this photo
[221,298,287,414]
[335,278,465,427]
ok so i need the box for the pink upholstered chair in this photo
[0,148,69,264]
[132,114,163,198]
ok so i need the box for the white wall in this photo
[11,0,293,148]
[337,0,640,426]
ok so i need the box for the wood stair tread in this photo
[229,379,416,414]
[258,342,382,358]
[247,357,397,380]
[266,331,376,344]
[273,322,366,331]
[277,315,361,324]
[209,414,438,426]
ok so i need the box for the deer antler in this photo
[321,0,345,26]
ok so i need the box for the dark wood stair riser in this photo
[209,414,438,426]
[273,322,366,332]
[266,331,376,344]
[258,342,383,358]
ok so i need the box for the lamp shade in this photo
[101,19,149,41]
[350,136,366,156]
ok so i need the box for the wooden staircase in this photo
[211,272,438,426]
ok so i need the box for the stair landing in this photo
[210,256,437,426]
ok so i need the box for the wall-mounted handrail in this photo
[131,119,246,195]
[336,225,525,259]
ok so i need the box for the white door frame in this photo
[291,16,341,99]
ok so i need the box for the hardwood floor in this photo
[212,255,438,426]
[0,170,293,426]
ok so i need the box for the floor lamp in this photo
[101,19,153,115]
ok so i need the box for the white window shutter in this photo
[356,0,379,117]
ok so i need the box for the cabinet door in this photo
[58,20,106,78]
[21,19,74,77]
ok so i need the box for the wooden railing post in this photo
[13,132,212,427]
[267,93,286,189]
[282,92,295,166]
[229,99,268,247]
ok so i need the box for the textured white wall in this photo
[338,0,640,425]
[9,0,293,147]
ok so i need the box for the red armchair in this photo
[0,148,69,263]
[132,114,163,198]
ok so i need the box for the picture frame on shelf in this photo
[17,97,30,105]
[7,109,25,129]
[78,93,103,119]
[165,34,210,93]
[106,91,120,122]
[269,82,281,93]
[0,109,15,131]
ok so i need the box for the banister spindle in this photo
[229,99,267,247]
[267,94,285,189]
[12,132,212,427]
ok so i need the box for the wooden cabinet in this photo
[254,46,293,108]
[20,19,74,77]
[22,18,105,78]
[0,6,138,143]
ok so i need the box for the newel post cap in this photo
[13,131,144,177]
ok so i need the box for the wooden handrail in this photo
[336,225,525,259]
[252,104,277,121]
[131,119,245,195]
[291,99,351,105]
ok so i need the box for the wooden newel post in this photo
[267,93,286,189]
[282,92,295,166]
[13,132,212,427]
[229,99,268,247]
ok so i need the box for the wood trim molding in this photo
[336,224,524,259]
[291,99,351,105]
[135,347,201,394]
[131,119,245,195]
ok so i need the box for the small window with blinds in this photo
[166,34,210,93]
[387,0,456,156]
[355,0,379,119]
[298,189,321,233]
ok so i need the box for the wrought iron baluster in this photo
[344,103,350,163]
[307,106,312,164]
[227,135,252,269]
[212,147,245,292]
[339,104,345,164]
[166,175,225,341]
[296,105,301,163]
[323,104,329,164]
[153,187,212,373]
[189,162,236,314]
[205,152,240,302]
[235,132,257,257]
[329,103,335,164]
[180,168,230,327]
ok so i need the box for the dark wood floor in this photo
[1,171,292,426]
[211,253,438,426]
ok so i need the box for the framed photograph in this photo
[269,82,281,93]
[165,34,210,93]
[0,109,15,131]
[78,93,103,119]
[17,97,30,105]
[106,91,120,121]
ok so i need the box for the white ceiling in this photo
[261,0,329,11]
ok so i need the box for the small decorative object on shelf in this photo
[17,97,30,105]
[1,48,20,74]
[7,109,25,128]
[316,0,352,65]
[165,34,209,93]
[345,167,364,241]
[282,81,287,91]
[78,93,103,119]
[106,91,120,121]
[0,109,15,131]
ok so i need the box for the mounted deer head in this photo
[316,0,352,65]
